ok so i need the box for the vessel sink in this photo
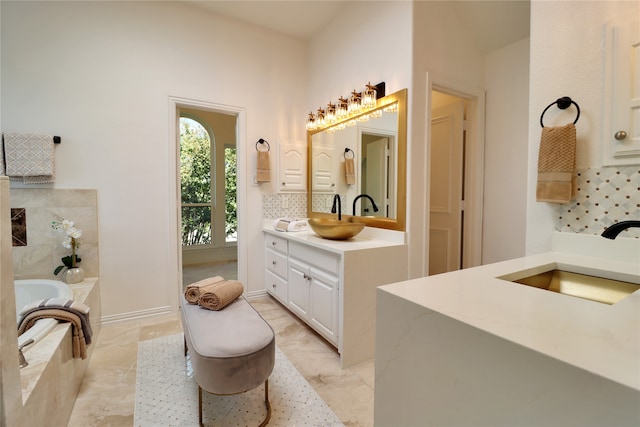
[308,218,365,240]
[500,269,640,305]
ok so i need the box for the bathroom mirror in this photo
[307,88,407,231]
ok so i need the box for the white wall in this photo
[526,0,639,254]
[1,1,307,318]
[411,1,486,277]
[483,38,530,264]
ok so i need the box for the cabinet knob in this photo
[615,130,627,140]
[271,241,276,246]
[272,261,276,265]
[282,182,286,186]
[272,283,276,289]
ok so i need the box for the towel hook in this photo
[344,148,355,159]
[256,138,270,152]
[540,96,580,128]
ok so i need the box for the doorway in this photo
[429,90,468,275]
[179,108,238,286]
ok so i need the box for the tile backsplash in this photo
[262,193,307,219]
[556,166,640,238]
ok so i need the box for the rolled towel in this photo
[198,280,244,311]
[184,276,225,304]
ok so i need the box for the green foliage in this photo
[180,118,237,246]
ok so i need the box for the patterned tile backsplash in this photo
[264,166,639,239]
[556,166,640,238]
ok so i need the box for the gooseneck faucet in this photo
[353,194,379,216]
[331,194,342,221]
[601,220,640,239]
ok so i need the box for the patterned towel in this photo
[2,133,56,184]
[536,123,576,204]
[18,298,92,346]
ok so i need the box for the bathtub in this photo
[15,279,73,348]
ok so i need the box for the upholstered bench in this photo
[180,295,276,426]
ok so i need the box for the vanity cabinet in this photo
[288,242,339,345]
[264,233,288,303]
[263,227,408,368]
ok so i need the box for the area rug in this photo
[134,333,344,426]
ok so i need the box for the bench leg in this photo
[260,379,272,427]
[198,380,272,426]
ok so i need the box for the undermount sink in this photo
[308,218,365,240]
[499,268,640,305]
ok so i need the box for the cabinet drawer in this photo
[266,249,288,278]
[289,241,340,275]
[265,269,287,303]
[265,233,288,255]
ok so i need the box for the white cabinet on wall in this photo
[278,142,306,192]
[263,227,408,368]
[603,15,640,165]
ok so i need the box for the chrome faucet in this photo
[353,194,379,216]
[18,339,34,368]
[601,221,640,239]
[331,194,342,221]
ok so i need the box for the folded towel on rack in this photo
[273,217,307,232]
[2,133,56,184]
[257,150,270,182]
[536,123,576,204]
[198,280,244,311]
[345,157,356,185]
[184,276,225,304]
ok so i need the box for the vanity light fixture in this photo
[306,112,317,131]
[307,81,386,132]
[362,82,377,108]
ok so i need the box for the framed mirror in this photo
[307,88,407,231]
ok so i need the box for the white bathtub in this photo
[15,279,73,348]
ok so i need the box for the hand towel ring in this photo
[344,148,355,159]
[540,96,580,128]
[256,138,270,152]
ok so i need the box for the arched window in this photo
[179,116,213,246]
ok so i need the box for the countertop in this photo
[263,220,406,253]
[379,249,640,391]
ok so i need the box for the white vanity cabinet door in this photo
[308,267,339,344]
[287,258,310,319]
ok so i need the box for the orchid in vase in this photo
[52,218,82,276]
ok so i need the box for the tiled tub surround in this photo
[10,189,99,280]
[16,278,101,426]
[557,166,640,237]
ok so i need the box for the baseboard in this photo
[246,289,268,300]
[101,305,174,325]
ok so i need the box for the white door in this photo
[309,268,339,344]
[429,101,464,275]
[287,258,310,319]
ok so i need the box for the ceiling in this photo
[185,1,530,52]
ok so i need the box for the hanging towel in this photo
[345,157,356,185]
[184,276,225,304]
[257,150,271,182]
[2,133,56,184]
[536,123,576,204]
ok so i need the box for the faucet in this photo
[601,220,640,239]
[353,194,379,216]
[331,194,342,221]
[18,338,34,368]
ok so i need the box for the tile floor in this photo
[67,264,375,426]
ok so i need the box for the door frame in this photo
[425,72,485,271]
[168,96,247,311]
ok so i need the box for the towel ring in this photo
[344,148,355,159]
[256,138,270,152]
[540,96,580,128]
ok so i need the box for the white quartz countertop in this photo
[379,250,640,391]
[263,221,406,253]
